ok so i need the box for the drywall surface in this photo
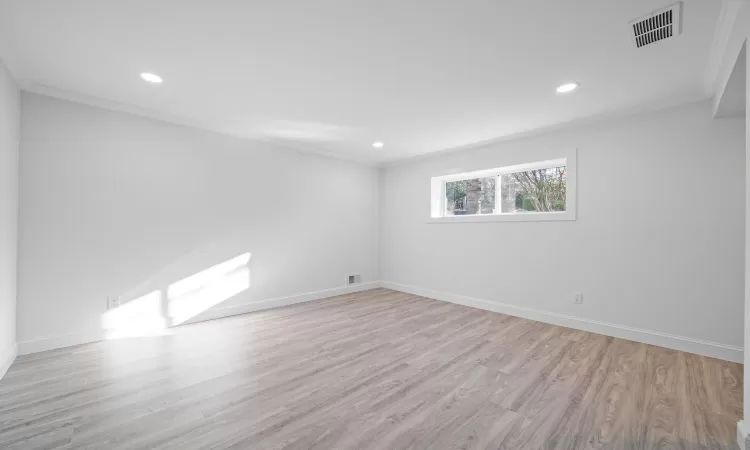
[0,60,19,375]
[745,21,750,432]
[17,93,379,345]
[380,100,745,352]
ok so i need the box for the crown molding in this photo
[0,30,27,84]
[381,91,711,169]
[705,0,741,94]
[21,82,378,167]
[22,81,220,133]
[706,0,749,101]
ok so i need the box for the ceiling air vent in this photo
[630,3,681,48]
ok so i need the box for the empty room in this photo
[2,1,750,449]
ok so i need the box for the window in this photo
[444,177,496,216]
[429,154,576,222]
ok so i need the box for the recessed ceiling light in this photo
[556,82,579,93]
[140,72,163,84]
[372,141,384,148]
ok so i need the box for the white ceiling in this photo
[0,0,726,164]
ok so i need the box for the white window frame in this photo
[428,151,576,223]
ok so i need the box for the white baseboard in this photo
[0,342,18,380]
[18,330,106,356]
[17,282,382,356]
[381,281,743,363]
[738,420,749,450]
[18,280,741,363]
[180,281,382,325]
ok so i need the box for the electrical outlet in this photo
[348,274,361,285]
[573,292,583,304]
[107,296,120,310]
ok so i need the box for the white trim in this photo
[18,282,381,355]
[0,34,28,83]
[22,82,221,135]
[0,342,18,380]
[15,280,743,363]
[432,158,566,183]
[18,330,106,356]
[427,211,574,223]
[707,0,750,118]
[739,420,750,450]
[380,281,743,363]
[179,281,381,325]
[706,0,747,96]
[20,83,379,167]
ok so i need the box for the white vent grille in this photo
[630,3,681,48]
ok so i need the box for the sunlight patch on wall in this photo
[99,253,251,338]
[101,290,170,339]
[168,252,251,326]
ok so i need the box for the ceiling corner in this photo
[0,30,27,85]
[705,0,748,97]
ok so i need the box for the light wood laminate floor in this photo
[0,288,743,449]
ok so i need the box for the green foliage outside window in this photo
[445,166,566,215]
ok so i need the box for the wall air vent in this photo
[630,3,681,48]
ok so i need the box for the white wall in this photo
[0,60,20,377]
[744,16,750,443]
[13,93,746,362]
[380,100,745,360]
[17,93,379,349]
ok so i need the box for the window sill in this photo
[427,212,575,223]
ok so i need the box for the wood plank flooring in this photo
[0,288,742,449]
